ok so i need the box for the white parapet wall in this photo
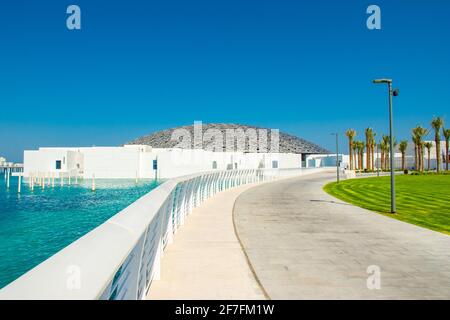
[0,167,330,300]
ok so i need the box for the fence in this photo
[0,167,324,300]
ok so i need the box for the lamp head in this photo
[373,79,393,84]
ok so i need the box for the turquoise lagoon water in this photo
[0,173,160,289]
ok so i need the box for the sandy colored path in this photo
[147,183,267,300]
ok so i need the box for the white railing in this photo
[0,167,327,300]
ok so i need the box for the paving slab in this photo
[147,183,267,300]
[233,172,450,299]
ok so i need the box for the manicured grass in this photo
[324,175,450,235]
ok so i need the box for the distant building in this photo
[23,124,333,179]
[0,157,23,174]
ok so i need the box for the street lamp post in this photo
[373,79,398,213]
[331,133,340,183]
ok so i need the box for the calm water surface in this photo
[0,173,160,288]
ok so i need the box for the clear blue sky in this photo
[1,0,449,162]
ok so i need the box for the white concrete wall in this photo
[24,150,66,176]
[67,151,84,175]
[83,147,141,179]
[24,149,83,177]
[23,145,313,179]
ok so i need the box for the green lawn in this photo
[324,175,450,235]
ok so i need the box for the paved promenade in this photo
[234,172,450,299]
[147,183,267,300]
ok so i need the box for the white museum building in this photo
[22,124,334,179]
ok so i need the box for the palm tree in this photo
[382,135,390,171]
[424,142,433,171]
[412,135,419,171]
[412,126,428,172]
[354,141,360,170]
[380,141,386,171]
[420,141,425,171]
[345,129,356,170]
[399,140,408,171]
[443,128,450,171]
[412,127,420,171]
[359,141,365,170]
[355,141,364,171]
[371,133,377,171]
[352,142,358,170]
[365,128,373,171]
[431,117,444,173]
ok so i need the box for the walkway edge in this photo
[231,169,335,300]
[232,194,271,300]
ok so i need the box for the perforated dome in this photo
[127,123,330,154]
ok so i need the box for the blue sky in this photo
[1,0,449,162]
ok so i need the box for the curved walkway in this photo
[233,172,450,299]
[147,183,267,300]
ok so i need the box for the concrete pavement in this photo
[147,183,267,300]
[233,172,450,299]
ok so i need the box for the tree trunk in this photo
[435,137,441,173]
[428,150,431,171]
[362,150,364,170]
[361,150,364,170]
[414,144,418,171]
[446,140,449,171]
[417,145,422,171]
[359,151,362,170]
[357,151,361,170]
[371,146,375,171]
[417,146,419,171]
[366,144,370,171]
[420,146,424,172]
[356,151,359,170]
[401,152,405,171]
[349,141,353,170]
[385,152,389,171]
